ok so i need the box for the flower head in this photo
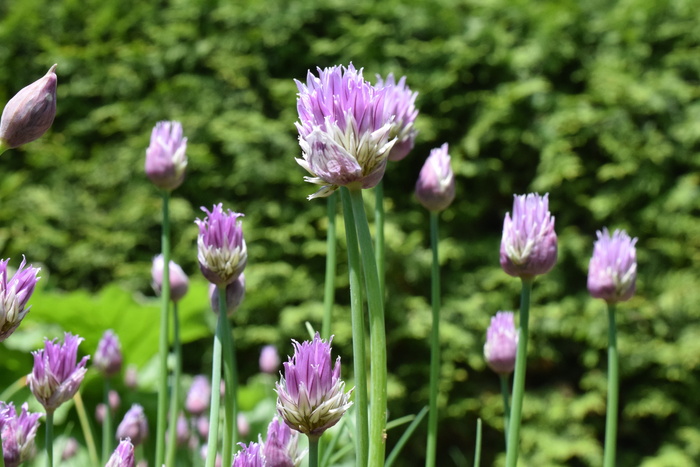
[195,204,247,285]
[588,228,638,303]
[151,254,189,302]
[484,312,518,375]
[209,273,245,316]
[500,193,558,279]
[375,73,418,161]
[144,121,188,191]
[260,345,281,374]
[27,333,89,413]
[185,375,211,416]
[0,65,57,150]
[115,404,148,446]
[0,402,42,467]
[0,257,41,342]
[276,333,353,439]
[295,64,396,199]
[106,438,135,467]
[93,330,123,377]
[263,416,303,467]
[415,143,455,211]
[232,442,266,467]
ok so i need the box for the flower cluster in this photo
[588,228,638,303]
[144,121,188,191]
[196,204,247,285]
[0,257,41,342]
[106,438,135,467]
[0,402,42,467]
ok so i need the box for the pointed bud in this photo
[106,438,135,467]
[209,274,245,316]
[587,228,637,303]
[94,330,123,377]
[484,311,518,375]
[415,143,455,211]
[144,121,188,191]
[115,404,148,446]
[259,345,281,374]
[151,255,189,302]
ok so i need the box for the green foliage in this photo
[0,0,698,465]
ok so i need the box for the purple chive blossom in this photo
[208,273,245,316]
[195,204,247,286]
[0,65,57,150]
[484,312,518,375]
[106,438,135,467]
[0,402,42,467]
[375,73,418,161]
[151,254,190,302]
[588,228,638,303]
[0,257,41,342]
[115,404,148,446]
[93,330,123,377]
[185,375,211,416]
[415,143,455,212]
[295,63,397,199]
[259,345,281,374]
[263,416,303,467]
[144,121,188,191]
[232,442,266,467]
[276,333,353,439]
[27,332,89,413]
[500,193,558,279]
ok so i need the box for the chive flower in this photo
[195,204,247,286]
[105,438,135,467]
[375,73,418,161]
[93,329,123,377]
[209,273,245,316]
[144,121,188,191]
[185,375,211,416]
[0,257,41,342]
[588,228,638,303]
[232,442,266,467]
[263,416,303,467]
[0,65,57,150]
[415,143,455,211]
[259,345,281,375]
[295,64,397,199]
[276,333,353,439]
[0,402,42,467]
[151,254,190,302]
[27,333,89,413]
[484,311,518,375]
[500,193,558,279]
[116,404,149,446]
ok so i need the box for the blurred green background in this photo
[0,0,699,465]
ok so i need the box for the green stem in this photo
[425,211,441,467]
[101,379,112,464]
[205,302,226,467]
[155,190,172,467]
[166,302,183,467]
[603,303,619,467]
[375,180,385,300]
[220,285,239,467]
[73,392,98,466]
[308,436,320,467]
[385,406,429,467]
[499,374,511,448]
[340,187,369,467]
[45,411,54,467]
[348,188,387,467]
[322,193,337,340]
[473,418,482,467]
[505,278,533,467]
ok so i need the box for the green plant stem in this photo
[73,391,98,466]
[0,375,26,401]
[166,302,183,467]
[499,374,511,448]
[375,180,385,300]
[322,192,337,340]
[385,406,429,467]
[205,301,226,467]
[505,278,533,467]
[308,436,320,467]
[425,211,441,467]
[473,418,482,467]
[155,190,172,467]
[220,285,240,467]
[603,303,618,467]
[340,187,369,467]
[45,410,54,467]
[348,188,387,467]
[101,379,113,464]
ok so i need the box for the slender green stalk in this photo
[473,418,482,467]
[340,187,369,467]
[499,374,511,448]
[426,211,441,467]
[45,411,54,467]
[166,302,183,467]
[155,190,172,467]
[73,391,98,466]
[220,285,240,467]
[603,303,619,467]
[101,379,113,464]
[205,306,226,467]
[0,376,26,401]
[308,436,320,467]
[321,417,348,467]
[348,188,387,467]
[374,180,385,300]
[385,406,429,467]
[505,279,533,467]
[322,192,337,340]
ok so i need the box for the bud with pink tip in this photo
[195,204,247,286]
[587,228,637,303]
[0,257,41,342]
[375,73,419,162]
[415,143,455,212]
[0,401,42,467]
[115,404,148,446]
[259,345,281,374]
[94,330,123,377]
[106,438,135,467]
[484,311,518,375]
[151,254,189,302]
[209,274,245,316]
[185,375,211,416]
[144,121,188,191]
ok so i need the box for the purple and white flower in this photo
[196,204,247,286]
[415,143,455,212]
[0,257,41,342]
[144,121,188,191]
[94,330,123,377]
[375,73,418,161]
[484,311,518,375]
[588,228,638,303]
[0,402,42,467]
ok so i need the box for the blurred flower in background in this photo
[144,121,188,191]
[94,330,123,377]
[0,257,41,342]
[375,73,419,162]
[151,255,189,303]
[588,228,638,303]
[415,143,455,212]
[484,311,518,375]
[0,401,42,467]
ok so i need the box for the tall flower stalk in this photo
[321,193,337,340]
[93,330,123,464]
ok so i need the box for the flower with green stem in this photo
[500,193,557,467]
[232,442,265,467]
[0,402,42,467]
[94,330,123,464]
[0,257,41,342]
[588,228,637,467]
[263,416,304,467]
[115,404,148,447]
[105,438,135,467]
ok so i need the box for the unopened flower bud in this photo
[259,345,280,374]
[587,228,638,303]
[209,274,245,316]
[415,143,455,212]
[144,121,188,191]
[195,204,247,286]
[484,311,518,375]
[115,404,148,446]
[185,375,211,416]
[106,438,134,467]
[151,255,189,302]
[124,365,138,389]
[61,437,79,461]
[94,330,123,377]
